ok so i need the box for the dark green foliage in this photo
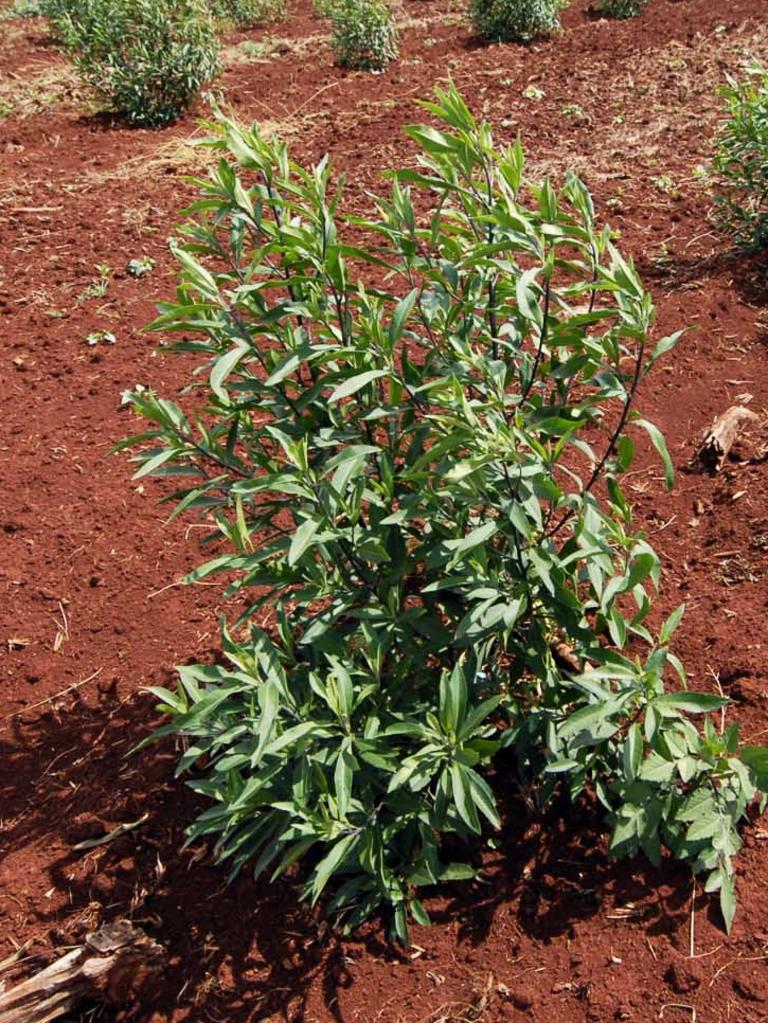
[209,0,285,27]
[596,0,649,18]
[329,0,398,70]
[713,61,768,249]
[469,0,565,43]
[44,0,220,127]
[121,85,768,940]
[0,0,47,18]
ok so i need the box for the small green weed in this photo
[127,256,155,278]
[712,60,768,249]
[78,263,111,302]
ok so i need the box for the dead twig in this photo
[72,813,150,852]
[0,668,102,726]
[709,952,768,987]
[0,941,33,975]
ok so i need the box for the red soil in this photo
[1,0,768,1020]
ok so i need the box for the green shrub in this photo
[712,61,768,249]
[0,0,46,18]
[209,0,285,26]
[469,0,565,43]
[330,0,398,70]
[45,0,220,127]
[122,85,768,940]
[595,0,649,17]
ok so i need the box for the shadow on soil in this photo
[0,687,392,1023]
[638,245,768,308]
[0,692,695,1023]
[433,788,693,952]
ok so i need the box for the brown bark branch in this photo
[0,921,165,1023]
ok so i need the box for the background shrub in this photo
[46,0,220,127]
[209,0,285,27]
[0,0,47,18]
[469,0,565,43]
[595,0,649,18]
[330,0,398,70]
[713,61,768,249]
[123,86,768,940]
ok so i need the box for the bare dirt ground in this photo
[1,1,768,1020]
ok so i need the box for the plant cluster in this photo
[469,0,566,44]
[712,60,768,250]
[44,0,220,127]
[0,0,47,18]
[208,0,285,27]
[329,0,398,71]
[123,85,768,940]
[595,0,649,18]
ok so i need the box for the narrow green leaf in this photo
[634,417,674,489]
[653,692,728,714]
[329,370,388,403]
[720,868,736,934]
[211,345,247,400]
[288,518,320,566]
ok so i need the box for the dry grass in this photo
[482,21,768,186]
[222,31,329,67]
[0,60,82,120]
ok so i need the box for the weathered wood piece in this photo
[0,921,164,1023]
[693,405,760,474]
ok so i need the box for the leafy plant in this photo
[595,0,648,18]
[605,708,767,932]
[78,263,112,302]
[122,85,768,939]
[45,0,220,127]
[469,0,566,44]
[311,0,336,15]
[0,0,47,18]
[128,256,156,278]
[329,0,398,71]
[712,60,768,250]
[84,329,116,345]
[208,0,285,27]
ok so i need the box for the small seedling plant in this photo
[127,256,155,278]
[713,61,768,249]
[470,0,566,44]
[122,85,768,941]
[78,263,112,303]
